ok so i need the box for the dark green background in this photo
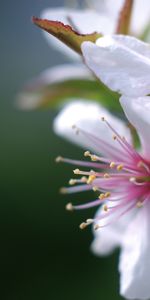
[1,1,121,299]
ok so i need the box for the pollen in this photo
[55,156,63,163]
[84,150,90,157]
[93,186,99,192]
[105,192,111,198]
[87,175,96,184]
[104,173,110,178]
[117,164,124,171]
[69,179,76,185]
[73,168,80,174]
[103,204,108,212]
[99,193,105,200]
[136,201,143,208]
[66,203,74,211]
[79,222,88,230]
[110,162,116,168]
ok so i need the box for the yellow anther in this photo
[94,224,100,230]
[105,192,111,198]
[87,175,96,184]
[136,201,143,208]
[93,186,99,192]
[104,173,110,179]
[117,164,124,171]
[69,179,76,185]
[79,222,88,230]
[91,155,98,161]
[60,187,67,194]
[84,151,90,157]
[86,219,93,224]
[99,193,105,200]
[73,168,80,174]
[55,156,63,163]
[66,203,74,211]
[103,204,108,212]
[110,162,116,168]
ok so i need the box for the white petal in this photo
[91,207,126,256]
[28,63,91,86]
[85,0,123,20]
[81,35,150,97]
[17,64,91,110]
[131,0,150,36]
[119,202,150,299]
[53,100,131,158]
[41,8,114,60]
[120,96,150,158]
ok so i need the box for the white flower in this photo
[54,98,150,299]
[42,0,150,60]
[81,34,150,98]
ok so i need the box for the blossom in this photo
[54,97,150,300]
[42,0,150,59]
[81,34,150,98]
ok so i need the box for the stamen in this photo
[136,201,143,208]
[55,156,63,163]
[87,175,96,184]
[103,204,108,212]
[66,203,74,211]
[104,173,110,178]
[79,222,88,230]
[60,187,68,194]
[99,193,105,200]
[94,224,100,230]
[93,186,99,192]
[110,162,116,168]
[69,179,77,185]
[117,164,124,171]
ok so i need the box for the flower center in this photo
[56,117,150,230]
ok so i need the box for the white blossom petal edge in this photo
[81,35,150,97]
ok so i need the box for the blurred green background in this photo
[1,1,121,299]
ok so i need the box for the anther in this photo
[93,186,99,192]
[99,193,105,200]
[87,175,96,184]
[86,219,93,224]
[101,117,105,121]
[110,162,115,168]
[113,135,117,140]
[66,203,74,211]
[84,151,90,157]
[117,164,124,171]
[55,156,63,163]
[81,176,87,183]
[105,192,111,198]
[69,179,76,185]
[136,201,143,208]
[103,204,108,212]
[91,155,98,161]
[104,173,110,179]
[73,168,80,174]
[94,224,100,230]
[79,222,88,230]
[129,177,136,183]
[60,187,67,194]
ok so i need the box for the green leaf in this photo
[18,78,121,113]
[32,17,102,54]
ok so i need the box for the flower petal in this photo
[120,96,150,158]
[91,206,126,256]
[81,35,150,97]
[119,202,150,299]
[53,100,131,158]
[17,64,91,110]
[131,0,150,36]
[41,8,112,59]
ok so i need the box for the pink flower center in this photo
[56,118,150,230]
